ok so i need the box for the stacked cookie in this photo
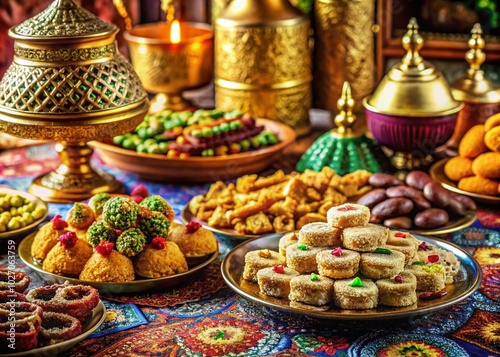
[242,203,459,310]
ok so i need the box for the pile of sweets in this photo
[112,109,280,158]
[30,187,217,282]
[243,203,460,310]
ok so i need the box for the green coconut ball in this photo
[102,196,139,230]
[139,195,173,221]
[138,211,170,242]
[115,228,146,257]
[88,193,111,215]
[86,221,117,248]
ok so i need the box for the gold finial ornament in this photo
[333,82,358,138]
[448,23,500,153]
[297,81,387,175]
[0,0,149,202]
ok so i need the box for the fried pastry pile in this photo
[189,168,372,234]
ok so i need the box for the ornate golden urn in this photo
[214,0,312,136]
[0,0,149,202]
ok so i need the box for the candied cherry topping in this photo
[310,273,319,281]
[337,205,356,212]
[273,265,285,274]
[395,275,404,283]
[186,221,202,233]
[96,241,114,256]
[130,195,144,204]
[428,254,440,263]
[151,237,166,250]
[395,232,407,238]
[418,241,432,251]
[51,215,68,230]
[331,247,343,257]
[57,231,77,249]
[130,184,149,198]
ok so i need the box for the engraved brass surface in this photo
[215,0,312,135]
[313,0,376,114]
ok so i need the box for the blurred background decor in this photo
[124,1,214,112]
[313,0,376,118]
[214,0,312,136]
[447,23,500,154]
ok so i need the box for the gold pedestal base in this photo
[29,170,125,203]
[28,141,125,203]
[149,93,192,114]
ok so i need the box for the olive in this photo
[7,218,20,231]
[0,224,6,232]
[32,206,47,220]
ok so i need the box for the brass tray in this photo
[90,118,296,183]
[0,188,48,240]
[19,233,218,295]
[221,233,482,320]
[181,201,477,240]
[3,300,106,357]
[430,157,500,204]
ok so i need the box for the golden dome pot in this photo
[0,0,149,202]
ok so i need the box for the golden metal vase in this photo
[214,0,312,136]
[314,0,376,116]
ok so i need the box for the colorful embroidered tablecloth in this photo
[1,143,500,357]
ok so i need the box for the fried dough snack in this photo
[189,168,372,234]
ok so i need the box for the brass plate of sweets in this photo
[2,301,106,357]
[90,118,296,184]
[18,233,218,295]
[430,158,500,204]
[222,233,482,320]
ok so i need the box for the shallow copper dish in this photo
[90,118,296,183]
[19,233,218,295]
[3,300,106,357]
[430,157,500,204]
[222,233,481,320]
[0,188,48,240]
[181,200,477,239]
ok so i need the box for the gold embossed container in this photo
[214,0,312,136]
[314,0,376,115]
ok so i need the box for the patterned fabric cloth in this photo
[1,143,499,357]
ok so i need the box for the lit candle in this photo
[170,19,181,44]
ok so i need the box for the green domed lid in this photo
[296,82,389,175]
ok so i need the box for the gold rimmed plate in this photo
[90,118,296,184]
[222,233,482,320]
[181,200,476,239]
[430,157,500,204]
[0,188,48,240]
[18,233,218,295]
[2,300,106,357]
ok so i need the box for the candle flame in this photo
[170,19,181,44]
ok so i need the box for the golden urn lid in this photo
[451,23,500,104]
[364,18,463,117]
[0,0,148,142]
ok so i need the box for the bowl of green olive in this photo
[0,188,48,239]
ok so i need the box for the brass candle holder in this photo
[124,21,214,113]
[0,0,149,202]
